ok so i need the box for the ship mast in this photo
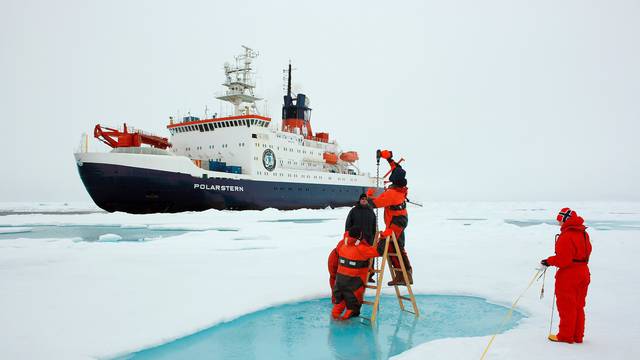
[216,46,262,115]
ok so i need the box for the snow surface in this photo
[0,202,638,359]
[97,233,124,242]
[0,227,33,234]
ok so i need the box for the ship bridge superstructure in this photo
[165,47,365,185]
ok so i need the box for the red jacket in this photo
[546,215,592,269]
[368,186,408,235]
[335,233,379,282]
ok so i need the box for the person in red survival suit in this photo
[366,150,412,286]
[541,208,592,344]
[331,226,385,320]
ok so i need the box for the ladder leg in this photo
[389,256,406,311]
[370,236,390,324]
[391,232,420,317]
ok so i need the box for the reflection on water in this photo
[260,218,336,224]
[0,225,189,242]
[122,295,524,360]
[504,219,640,231]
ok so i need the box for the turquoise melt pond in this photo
[122,294,524,360]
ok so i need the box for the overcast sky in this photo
[1,0,638,202]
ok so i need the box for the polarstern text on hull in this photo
[194,184,244,192]
[74,46,379,213]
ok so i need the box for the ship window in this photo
[198,124,204,132]
[233,120,238,126]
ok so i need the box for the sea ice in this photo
[98,233,123,242]
[0,201,638,360]
[0,227,33,234]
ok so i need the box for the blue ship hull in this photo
[77,162,371,213]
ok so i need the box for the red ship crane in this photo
[94,123,171,149]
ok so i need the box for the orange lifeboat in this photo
[339,151,359,162]
[323,152,338,165]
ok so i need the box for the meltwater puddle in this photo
[122,295,524,360]
[505,219,640,231]
[0,225,192,242]
[259,218,337,224]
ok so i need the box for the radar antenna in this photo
[216,46,262,115]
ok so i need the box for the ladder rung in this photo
[392,267,404,271]
[388,253,398,257]
[362,300,375,305]
[371,270,382,273]
[403,309,417,315]
[365,285,377,289]
[399,295,412,301]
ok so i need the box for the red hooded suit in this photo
[545,209,592,343]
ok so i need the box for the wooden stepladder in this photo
[361,232,419,324]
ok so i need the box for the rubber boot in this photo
[401,252,413,285]
[331,302,346,320]
[548,334,573,344]
[340,309,354,320]
[406,269,413,285]
[387,271,404,286]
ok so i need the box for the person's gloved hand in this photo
[366,188,376,198]
[380,229,393,238]
[540,259,549,267]
[380,150,393,160]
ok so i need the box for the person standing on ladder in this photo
[366,150,412,286]
[331,226,385,320]
[541,208,592,343]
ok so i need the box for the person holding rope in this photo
[541,208,592,344]
[366,149,412,286]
